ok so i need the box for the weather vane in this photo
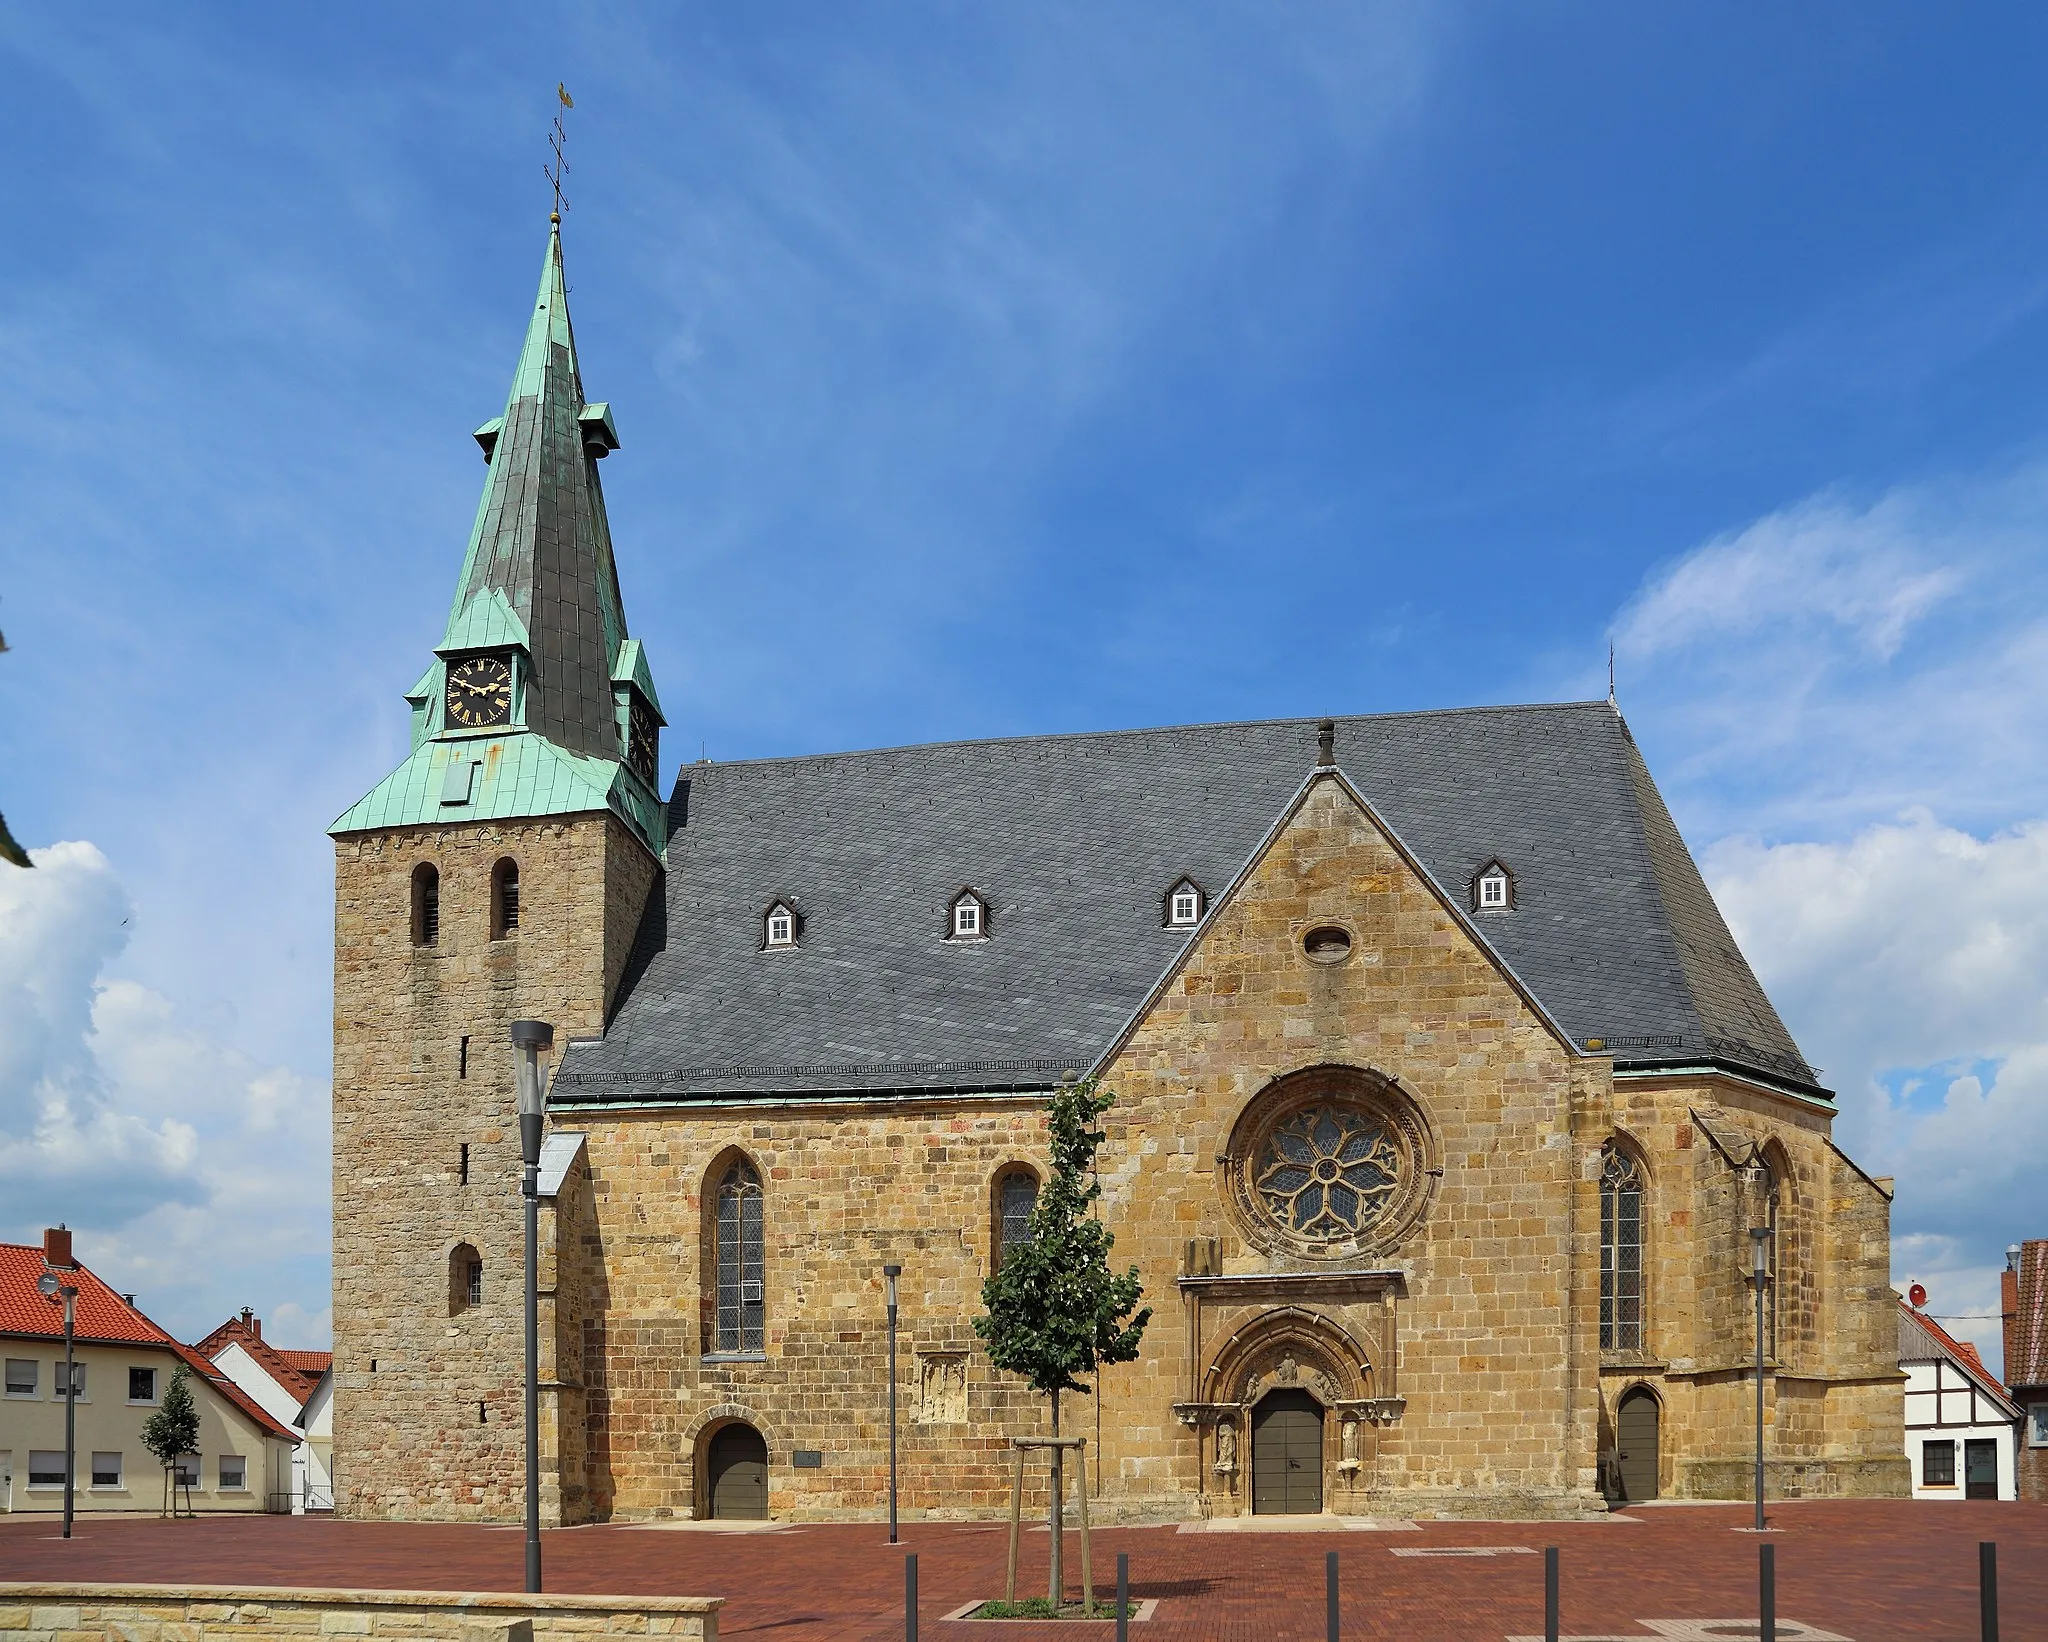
[546,83,573,224]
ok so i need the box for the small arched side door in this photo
[1615,1388,1660,1503]
[707,1422,769,1519]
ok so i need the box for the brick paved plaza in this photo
[2,1501,2043,1640]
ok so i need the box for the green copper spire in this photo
[332,227,664,857]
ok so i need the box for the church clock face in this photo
[627,695,659,782]
[445,655,513,729]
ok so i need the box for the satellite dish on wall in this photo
[1908,1282,1928,1309]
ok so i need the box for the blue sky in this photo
[4,5,2047,1364]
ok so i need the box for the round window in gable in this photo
[1302,925,1352,964]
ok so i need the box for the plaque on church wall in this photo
[792,1449,824,1468]
[915,1351,969,1424]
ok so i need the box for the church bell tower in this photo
[327,224,663,1521]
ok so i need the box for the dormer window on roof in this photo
[763,901,799,950]
[1166,878,1204,928]
[1474,860,1514,911]
[950,891,987,941]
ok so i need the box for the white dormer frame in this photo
[1165,877,1205,929]
[762,900,800,950]
[950,889,988,941]
[1473,859,1514,912]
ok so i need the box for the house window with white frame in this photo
[951,892,986,940]
[1167,880,1202,928]
[51,1361,84,1400]
[2031,1402,2048,1447]
[173,1453,202,1488]
[1476,864,1512,910]
[4,1358,35,1396]
[129,1366,156,1402]
[28,1451,67,1487]
[91,1452,123,1488]
[219,1455,248,1491]
[764,903,797,949]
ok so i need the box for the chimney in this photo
[43,1226,73,1269]
[1316,719,1336,768]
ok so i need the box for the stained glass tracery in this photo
[1253,1105,1403,1241]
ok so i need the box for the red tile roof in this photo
[194,1316,332,1400]
[1899,1299,2020,1418]
[2010,1240,2048,1391]
[0,1243,300,1444]
[0,1242,164,1344]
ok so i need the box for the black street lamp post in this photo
[511,1019,555,1594]
[35,1266,77,1539]
[884,1263,902,1543]
[1749,1220,1773,1534]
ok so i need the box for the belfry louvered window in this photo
[412,863,440,947]
[716,1158,765,1352]
[1599,1144,1644,1353]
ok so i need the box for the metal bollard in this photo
[1760,1542,1775,1642]
[1326,1549,1339,1642]
[1545,1546,1559,1642]
[905,1552,918,1642]
[1981,1542,1998,1642]
[1117,1551,1130,1642]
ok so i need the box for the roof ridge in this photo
[674,700,1617,776]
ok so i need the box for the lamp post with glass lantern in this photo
[35,1266,77,1539]
[884,1263,901,1544]
[1749,1218,1773,1533]
[511,1019,554,1594]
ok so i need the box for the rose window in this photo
[1254,1105,1403,1240]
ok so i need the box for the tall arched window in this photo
[449,1243,482,1315]
[1599,1144,1645,1353]
[715,1158,765,1353]
[491,858,520,939]
[1755,1154,1783,1361]
[994,1168,1039,1271]
[411,863,441,947]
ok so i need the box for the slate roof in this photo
[554,701,1821,1106]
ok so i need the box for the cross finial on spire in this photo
[1607,642,1617,710]
[546,84,573,225]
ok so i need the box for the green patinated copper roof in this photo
[332,227,663,859]
[330,733,664,848]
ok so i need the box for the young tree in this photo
[975,1076,1150,1608]
[140,1365,201,1517]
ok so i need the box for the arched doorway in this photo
[706,1422,769,1519]
[1615,1388,1659,1503]
[1251,1389,1324,1514]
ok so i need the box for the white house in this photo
[298,1364,332,1513]
[1901,1299,2019,1500]
[196,1309,332,1513]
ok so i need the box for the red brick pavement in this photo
[0,1502,2042,1641]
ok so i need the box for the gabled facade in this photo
[196,1308,332,1513]
[328,231,1906,1525]
[0,1231,296,1514]
[1900,1299,2018,1499]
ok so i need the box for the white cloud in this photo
[1612,464,2048,839]
[1616,466,2048,1375]
[0,844,330,1346]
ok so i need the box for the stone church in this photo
[329,226,1907,1524]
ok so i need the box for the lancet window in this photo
[1599,1144,1645,1353]
[715,1157,766,1353]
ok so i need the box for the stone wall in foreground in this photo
[0,1586,719,1642]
